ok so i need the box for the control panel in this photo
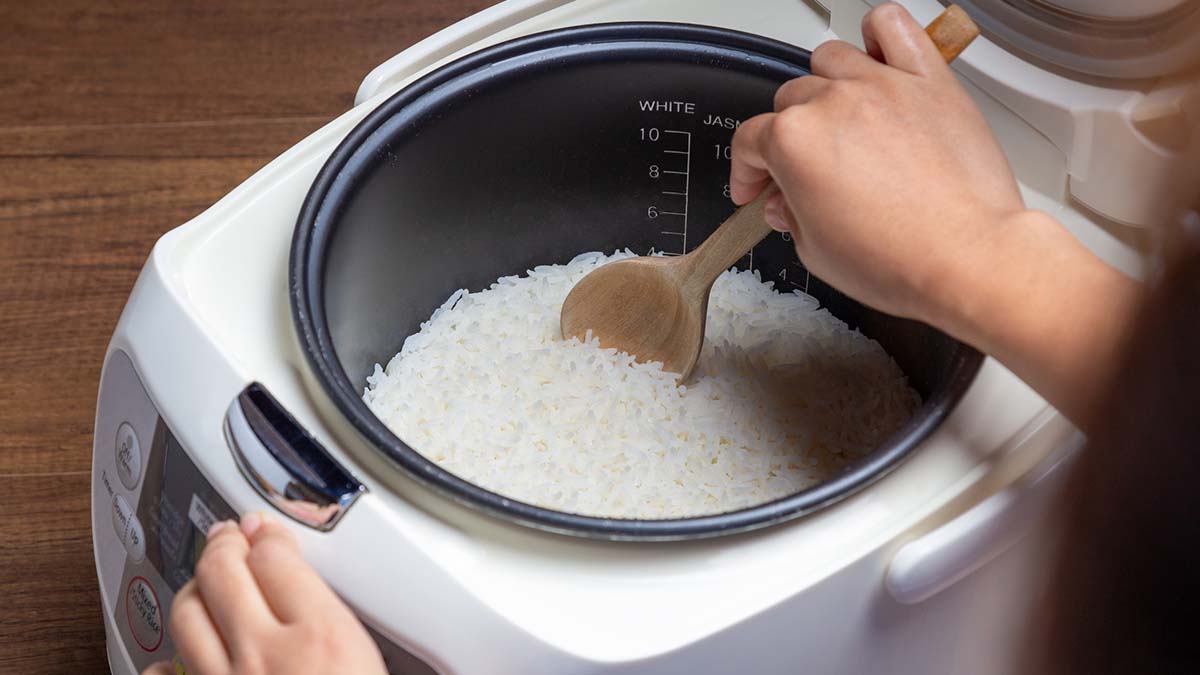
[93,350,238,673]
[93,349,437,674]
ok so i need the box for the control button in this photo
[125,514,146,563]
[125,576,164,652]
[115,422,142,490]
[112,494,133,545]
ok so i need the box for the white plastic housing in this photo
[94,0,1155,673]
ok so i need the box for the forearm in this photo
[932,210,1146,431]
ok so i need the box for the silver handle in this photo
[223,383,365,530]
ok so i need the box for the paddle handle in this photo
[680,5,980,292]
[679,187,777,292]
[926,5,980,62]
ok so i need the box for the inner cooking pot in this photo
[291,23,983,540]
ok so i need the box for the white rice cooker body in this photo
[93,1,1170,673]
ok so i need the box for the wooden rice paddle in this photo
[560,5,980,380]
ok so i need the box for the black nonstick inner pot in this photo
[291,23,983,540]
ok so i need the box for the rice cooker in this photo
[92,0,1199,673]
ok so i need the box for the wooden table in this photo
[0,1,490,670]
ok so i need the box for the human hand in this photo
[730,2,1148,428]
[142,513,386,675]
[730,2,1025,327]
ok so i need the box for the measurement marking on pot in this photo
[659,211,686,217]
[661,129,691,252]
[662,190,687,196]
[785,259,810,292]
[661,231,685,236]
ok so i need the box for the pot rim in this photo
[290,22,984,541]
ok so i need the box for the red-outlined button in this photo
[125,576,164,652]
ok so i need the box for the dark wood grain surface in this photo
[0,2,491,671]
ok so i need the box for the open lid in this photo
[955,0,1200,78]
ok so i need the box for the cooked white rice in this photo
[364,250,920,519]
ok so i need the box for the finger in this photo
[168,580,232,675]
[141,662,175,675]
[809,40,881,79]
[763,191,798,235]
[729,113,776,204]
[243,513,348,624]
[861,2,947,76]
[193,520,277,645]
[773,75,830,112]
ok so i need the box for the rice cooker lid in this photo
[953,0,1200,78]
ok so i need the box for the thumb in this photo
[765,192,799,236]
